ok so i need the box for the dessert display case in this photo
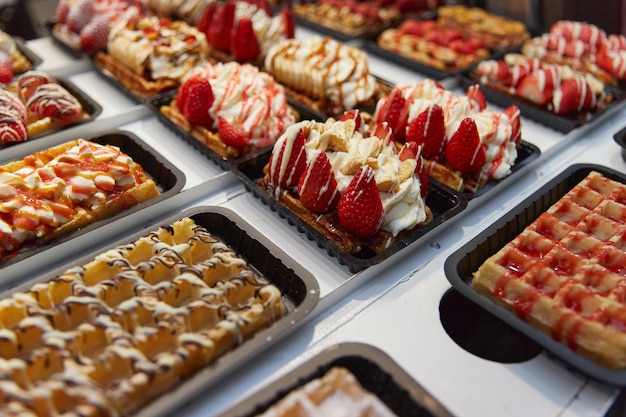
[1,3,626,416]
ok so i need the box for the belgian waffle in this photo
[0,217,284,416]
[255,367,397,417]
[0,138,160,259]
[473,171,626,369]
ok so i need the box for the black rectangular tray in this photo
[148,90,326,170]
[0,130,185,269]
[234,150,467,273]
[5,206,319,417]
[444,163,626,386]
[458,73,624,134]
[216,342,454,417]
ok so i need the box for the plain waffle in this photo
[472,171,626,368]
[0,217,284,416]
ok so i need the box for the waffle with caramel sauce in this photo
[0,138,160,260]
[0,216,284,416]
[473,171,626,369]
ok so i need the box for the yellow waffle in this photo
[473,171,626,368]
[0,217,284,416]
[255,367,397,417]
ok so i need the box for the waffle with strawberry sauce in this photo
[0,138,159,259]
[377,19,490,72]
[194,0,295,64]
[0,30,33,84]
[374,79,522,192]
[521,21,626,84]
[0,71,87,145]
[264,36,386,117]
[160,61,296,159]
[258,110,431,256]
[93,15,210,99]
[53,0,145,54]
[474,54,611,116]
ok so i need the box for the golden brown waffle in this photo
[94,52,180,100]
[473,171,626,368]
[255,367,397,417]
[0,139,160,259]
[10,48,32,74]
[0,217,284,416]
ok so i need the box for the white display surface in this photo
[10,23,626,417]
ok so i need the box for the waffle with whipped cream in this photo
[264,36,387,117]
[0,30,32,74]
[473,171,626,368]
[255,367,398,417]
[94,15,210,99]
[0,138,159,259]
[0,216,284,416]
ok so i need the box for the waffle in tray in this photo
[255,367,397,417]
[0,138,159,260]
[0,216,284,416]
[0,29,33,77]
[94,16,210,100]
[473,171,626,369]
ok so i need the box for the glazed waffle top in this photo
[472,171,626,368]
[0,217,284,416]
[255,367,398,417]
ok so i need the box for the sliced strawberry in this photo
[196,2,217,34]
[298,152,340,213]
[405,104,445,158]
[516,70,556,106]
[339,109,362,132]
[503,105,521,145]
[55,0,71,24]
[0,52,13,84]
[280,8,295,39]
[466,84,486,110]
[444,117,486,173]
[398,141,418,161]
[179,76,214,128]
[269,127,308,190]
[372,122,395,144]
[475,60,511,84]
[66,0,94,33]
[398,19,435,37]
[553,77,596,115]
[79,14,109,53]
[218,117,248,148]
[337,165,383,238]
[232,17,261,62]
[375,87,406,133]
[208,1,235,51]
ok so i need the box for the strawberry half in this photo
[466,84,486,110]
[375,87,406,133]
[79,14,109,53]
[208,1,235,51]
[298,152,340,213]
[196,2,217,34]
[232,17,261,62]
[269,127,307,190]
[280,8,295,38]
[503,105,521,145]
[339,109,362,132]
[399,142,428,198]
[516,68,558,106]
[178,76,214,128]
[444,117,486,173]
[372,122,395,144]
[218,117,249,149]
[0,52,13,84]
[553,77,596,115]
[337,166,383,238]
[405,104,445,158]
[66,0,94,33]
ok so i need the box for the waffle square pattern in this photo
[0,217,284,416]
[473,171,626,368]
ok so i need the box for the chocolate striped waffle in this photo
[473,171,626,368]
[255,367,397,417]
[0,216,284,416]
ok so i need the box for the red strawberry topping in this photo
[372,122,395,145]
[232,17,261,62]
[66,0,94,33]
[269,127,307,190]
[375,87,406,134]
[80,14,109,53]
[208,1,235,51]
[298,152,340,213]
[339,109,362,132]
[516,68,559,106]
[177,76,214,128]
[337,166,383,238]
[398,142,428,198]
[0,52,13,84]
[553,77,596,115]
[280,8,295,39]
[405,104,445,158]
[444,117,486,173]
[55,0,71,24]
[465,84,486,110]
[218,117,248,149]
[196,2,217,35]
[503,105,521,145]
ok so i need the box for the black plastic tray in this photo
[148,90,326,170]
[613,124,626,162]
[5,206,319,417]
[216,342,454,417]
[234,150,467,273]
[444,163,626,386]
[458,73,624,134]
[0,130,185,269]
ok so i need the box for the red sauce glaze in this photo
[498,248,530,276]
[552,312,583,350]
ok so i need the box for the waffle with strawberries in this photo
[258,112,432,256]
[0,216,284,416]
[0,138,159,259]
[473,171,626,369]
[0,30,33,83]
